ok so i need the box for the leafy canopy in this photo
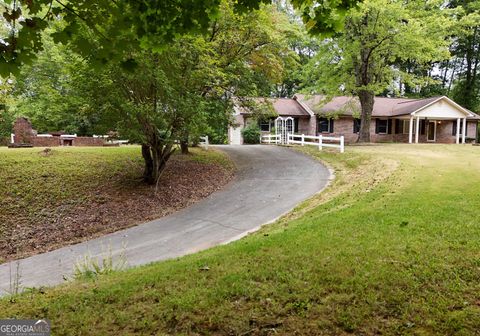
[303,0,453,97]
[0,0,359,76]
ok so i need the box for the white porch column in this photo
[408,116,414,144]
[462,117,467,144]
[456,118,460,144]
[415,116,420,144]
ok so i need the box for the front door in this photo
[427,121,436,142]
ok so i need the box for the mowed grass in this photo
[1,144,480,335]
[0,146,143,211]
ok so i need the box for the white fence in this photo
[199,135,209,150]
[261,134,280,144]
[287,133,344,153]
[261,132,344,153]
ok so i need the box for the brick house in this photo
[228,95,480,144]
[10,117,105,147]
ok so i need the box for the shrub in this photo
[242,123,261,144]
[0,136,9,146]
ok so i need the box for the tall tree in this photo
[11,1,296,184]
[450,0,480,111]
[303,0,452,142]
[112,2,295,183]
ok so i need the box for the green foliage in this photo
[452,79,480,112]
[0,77,14,137]
[9,1,296,140]
[291,0,359,36]
[272,6,321,97]
[0,0,357,77]
[0,109,13,138]
[241,122,261,144]
[12,33,119,135]
[304,0,452,97]
[449,0,480,112]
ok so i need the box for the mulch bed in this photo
[0,156,234,262]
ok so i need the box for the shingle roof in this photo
[236,97,311,117]
[272,98,311,117]
[295,94,480,119]
[236,95,480,120]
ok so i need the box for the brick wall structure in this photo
[12,117,106,147]
[13,117,35,144]
[316,116,478,144]
[30,136,105,147]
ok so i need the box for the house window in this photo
[259,119,271,132]
[318,118,333,133]
[294,118,299,133]
[376,119,388,134]
[353,118,361,133]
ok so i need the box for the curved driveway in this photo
[0,145,331,293]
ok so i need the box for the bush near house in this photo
[241,122,261,144]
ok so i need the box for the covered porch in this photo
[402,97,478,144]
[403,116,469,144]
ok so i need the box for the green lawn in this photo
[1,144,480,335]
[0,146,233,262]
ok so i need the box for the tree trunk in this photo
[354,43,374,143]
[357,90,374,143]
[141,142,176,185]
[142,144,154,184]
[180,140,189,154]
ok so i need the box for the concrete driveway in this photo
[0,145,331,294]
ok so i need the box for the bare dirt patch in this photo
[0,149,234,262]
